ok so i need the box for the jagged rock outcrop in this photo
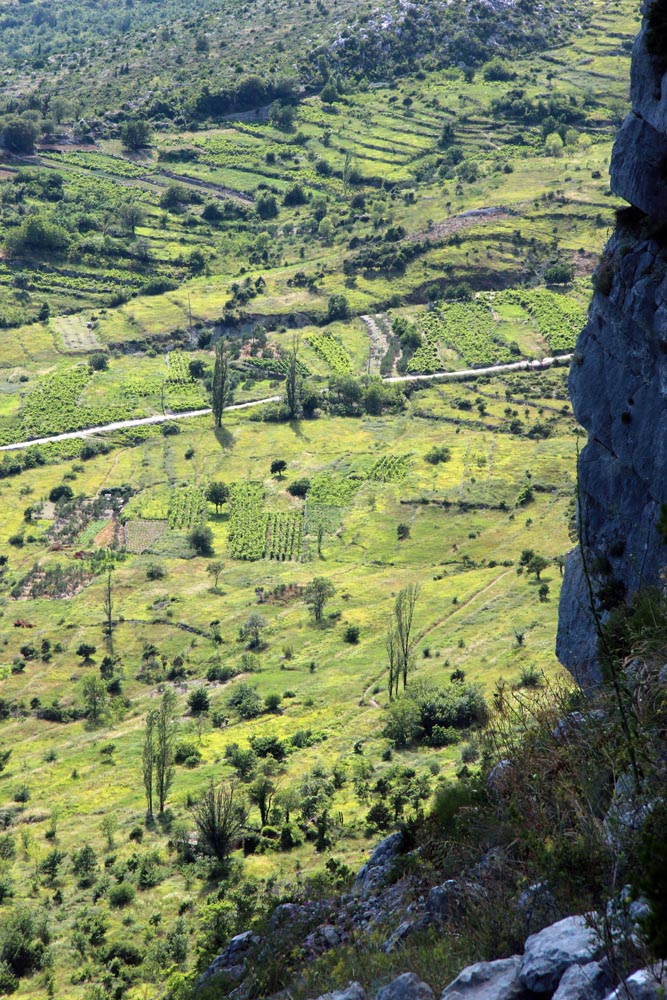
[557,0,667,684]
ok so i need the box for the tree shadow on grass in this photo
[288,419,309,442]
[214,425,235,449]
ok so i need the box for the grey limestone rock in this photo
[552,962,613,1000]
[426,880,461,923]
[376,973,435,1000]
[603,968,664,1000]
[557,1,667,681]
[520,915,603,993]
[381,916,430,954]
[353,831,405,897]
[197,930,261,985]
[441,956,526,1000]
[311,983,367,1000]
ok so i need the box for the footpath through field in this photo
[0,355,572,453]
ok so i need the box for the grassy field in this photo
[0,362,580,998]
[0,0,643,995]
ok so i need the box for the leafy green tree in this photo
[285,337,303,419]
[249,775,277,826]
[270,459,287,478]
[77,643,96,663]
[155,690,177,813]
[394,583,420,691]
[71,845,99,888]
[327,294,350,322]
[227,683,262,720]
[5,215,69,257]
[224,743,257,781]
[207,560,224,588]
[211,340,230,427]
[143,709,157,819]
[206,481,229,512]
[256,193,278,220]
[240,614,267,649]
[527,555,549,580]
[544,132,564,157]
[2,118,39,154]
[304,577,336,623]
[120,118,151,150]
[191,780,246,861]
[117,202,145,235]
[82,675,107,727]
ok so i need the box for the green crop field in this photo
[0,0,642,994]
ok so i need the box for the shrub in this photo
[0,905,50,977]
[187,688,210,715]
[108,883,135,908]
[227,683,262,719]
[174,741,202,766]
[49,485,74,503]
[425,445,451,465]
[188,526,214,557]
[344,624,360,644]
[287,478,310,497]
[249,734,286,760]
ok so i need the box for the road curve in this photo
[0,355,572,453]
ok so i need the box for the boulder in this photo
[426,881,462,923]
[515,882,559,935]
[303,923,341,957]
[312,983,367,1000]
[520,915,603,993]
[603,968,664,1000]
[376,973,435,1000]
[441,956,526,1000]
[552,962,613,1000]
[603,775,655,849]
[381,916,430,954]
[487,760,513,797]
[270,902,309,931]
[353,831,405,897]
[197,930,261,985]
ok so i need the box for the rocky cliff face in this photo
[556,0,667,685]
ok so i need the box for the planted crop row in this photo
[228,483,268,561]
[407,318,441,374]
[265,512,303,561]
[307,334,353,374]
[241,356,310,377]
[168,485,207,529]
[428,303,515,368]
[496,289,585,351]
[165,384,208,412]
[51,151,148,178]
[367,454,411,482]
[166,351,194,384]
[20,364,92,438]
[308,472,361,506]
[17,364,126,440]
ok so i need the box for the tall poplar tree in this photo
[211,340,230,427]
